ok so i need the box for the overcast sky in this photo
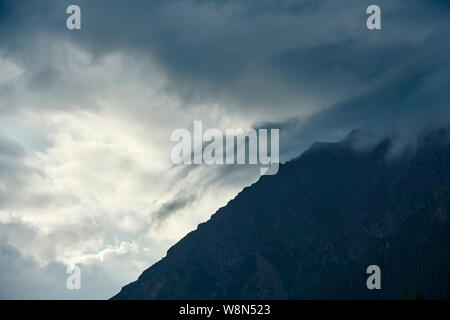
[0,0,449,299]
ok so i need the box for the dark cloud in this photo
[0,239,68,299]
[229,36,450,162]
[0,134,33,208]
[152,192,197,224]
[2,0,448,115]
[0,133,24,158]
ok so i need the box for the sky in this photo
[0,0,449,299]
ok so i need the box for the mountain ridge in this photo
[112,128,450,299]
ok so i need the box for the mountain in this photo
[112,129,450,299]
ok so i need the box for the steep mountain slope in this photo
[113,129,450,299]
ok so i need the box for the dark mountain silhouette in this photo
[112,129,450,299]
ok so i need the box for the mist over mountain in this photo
[112,128,450,299]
